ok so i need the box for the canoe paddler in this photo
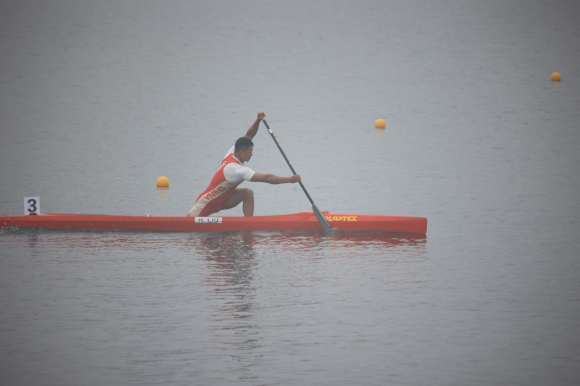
[187,112,301,217]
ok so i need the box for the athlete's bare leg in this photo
[224,188,254,216]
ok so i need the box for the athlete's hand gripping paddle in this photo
[261,118,333,233]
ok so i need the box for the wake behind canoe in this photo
[0,212,427,234]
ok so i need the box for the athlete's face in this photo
[240,146,253,162]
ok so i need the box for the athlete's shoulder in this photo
[224,146,235,159]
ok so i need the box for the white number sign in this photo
[24,197,40,215]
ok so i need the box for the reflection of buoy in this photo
[551,72,561,81]
[375,119,386,129]
[156,176,169,188]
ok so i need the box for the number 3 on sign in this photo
[24,197,40,215]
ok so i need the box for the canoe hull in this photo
[0,212,427,234]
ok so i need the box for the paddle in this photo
[261,118,333,233]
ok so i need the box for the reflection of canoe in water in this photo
[0,211,427,234]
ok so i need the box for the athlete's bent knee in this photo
[237,188,253,200]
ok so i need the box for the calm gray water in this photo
[1,1,579,385]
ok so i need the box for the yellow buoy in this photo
[375,119,386,129]
[156,176,169,188]
[551,72,561,81]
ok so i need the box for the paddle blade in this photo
[312,204,333,232]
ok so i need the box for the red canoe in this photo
[0,212,427,234]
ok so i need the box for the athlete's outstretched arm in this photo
[251,173,301,185]
[244,112,265,140]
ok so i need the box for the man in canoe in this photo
[187,112,301,217]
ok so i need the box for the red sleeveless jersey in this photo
[189,153,244,217]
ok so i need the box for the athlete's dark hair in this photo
[235,137,254,152]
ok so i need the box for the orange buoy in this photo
[551,72,561,81]
[375,119,386,129]
[156,176,169,188]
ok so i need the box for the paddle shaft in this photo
[261,119,315,203]
[261,118,332,231]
